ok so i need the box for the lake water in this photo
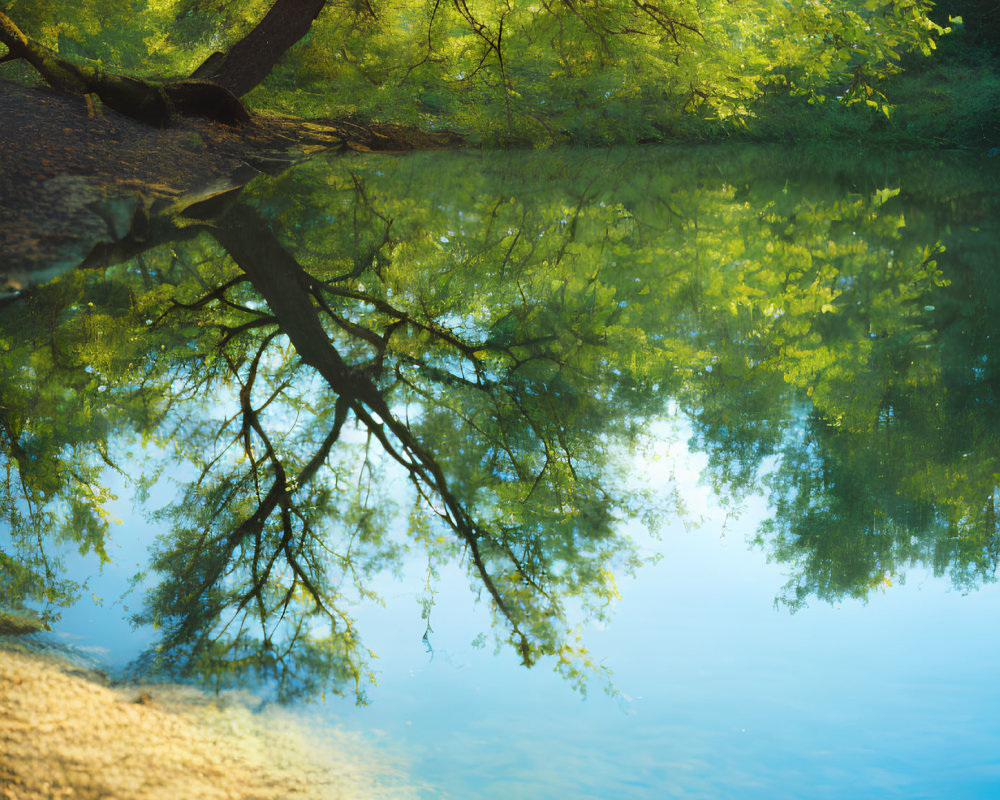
[2,144,999,798]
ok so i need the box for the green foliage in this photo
[2,144,998,695]
[0,270,166,619]
[247,0,958,142]
[2,0,967,143]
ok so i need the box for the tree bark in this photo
[0,10,250,126]
[190,0,329,98]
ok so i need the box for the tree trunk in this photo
[1,0,332,126]
[190,0,329,98]
[0,10,249,126]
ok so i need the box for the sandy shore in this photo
[0,643,418,800]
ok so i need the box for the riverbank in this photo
[0,642,417,800]
[0,77,462,294]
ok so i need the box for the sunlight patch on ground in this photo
[0,644,424,800]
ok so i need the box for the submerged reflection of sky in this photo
[331,453,1000,799]
[46,414,1000,799]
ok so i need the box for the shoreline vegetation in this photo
[1,2,998,151]
[1,42,997,151]
[0,640,419,799]
[736,18,999,150]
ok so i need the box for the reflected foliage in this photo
[0,273,164,617]
[1,145,999,698]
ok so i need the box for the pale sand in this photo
[0,645,419,800]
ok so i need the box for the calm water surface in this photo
[2,145,999,798]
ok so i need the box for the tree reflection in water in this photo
[1,146,997,700]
